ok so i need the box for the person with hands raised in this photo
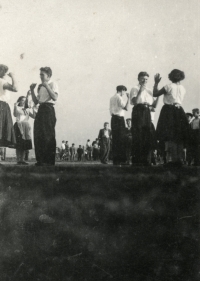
[30,67,59,166]
[153,69,188,167]
[0,64,18,149]
[110,85,129,165]
[130,71,157,166]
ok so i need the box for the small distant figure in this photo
[86,139,92,160]
[185,113,193,164]
[60,140,65,160]
[125,118,132,165]
[65,141,69,161]
[92,138,100,161]
[70,143,76,161]
[188,108,200,166]
[77,145,84,161]
[98,122,112,164]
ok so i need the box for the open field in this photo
[0,164,199,281]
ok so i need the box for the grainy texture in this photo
[0,165,199,280]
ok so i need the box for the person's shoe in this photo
[21,161,28,165]
[35,162,43,166]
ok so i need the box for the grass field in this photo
[0,164,199,281]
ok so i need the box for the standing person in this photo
[65,141,70,161]
[0,65,18,148]
[60,140,65,160]
[13,96,35,165]
[110,85,129,165]
[153,69,188,167]
[125,118,132,165]
[70,143,76,161]
[86,139,92,160]
[77,145,84,161]
[98,122,112,164]
[130,72,157,166]
[188,108,200,166]
[30,67,59,166]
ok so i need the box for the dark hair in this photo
[168,69,185,83]
[186,113,193,118]
[138,72,149,79]
[17,96,26,103]
[104,122,109,125]
[40,67,52,77]
[0,64,8,78]
[192,108,199,114]
[116,85,127,92]
[126,118,131,122]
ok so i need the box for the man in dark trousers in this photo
[77,145,84,161]
[98,122,112,164]
[110,85,130,165]
[30,67,59,166]
[125,118,132,165]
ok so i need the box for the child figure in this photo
[189,109,200,166]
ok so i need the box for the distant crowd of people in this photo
[0,63,199,167]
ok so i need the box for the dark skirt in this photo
[34,103,56,165]
[14,122,32,150]
[111,115,126,163]
[156,104,189,143]
[131,104,152,164]
[0,101,16,147]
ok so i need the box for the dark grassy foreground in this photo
[0,164,199,281]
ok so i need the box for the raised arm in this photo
[13,102,19,117]
[124,93,130,111]
[131,86,145,105]
[153,73,166,97]
[42,82,58,101]
[3,72,18,92]
[30,83,38,105]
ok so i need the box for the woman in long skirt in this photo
[0,64,18,148]
[13,95,35,165]
[153,69,188,166]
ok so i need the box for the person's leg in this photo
[16,149,20,163]
[177,143,183,163]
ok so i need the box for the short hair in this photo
[17,96,26,103]
[138,72,149,79]
[87,139,90,141]
[186,113,193,118]
[192,108,199,114]
[0,64,8,78]
[40,67,52,77]
[104,122,109,125]
[116,85,127,92]
[126,118,131,122]
[168,69,185,83]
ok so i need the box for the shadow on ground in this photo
[0,165,199,281]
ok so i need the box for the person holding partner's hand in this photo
[130,72,158,166]
[30,67,59,166]
[153,69,188,167]
[0,64,18,149]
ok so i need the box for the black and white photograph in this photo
[0,0,199,280]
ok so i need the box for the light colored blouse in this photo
[14,106,33,122]
[110,94,126,117]
[37,80,59,104]
[163,83,186,105]
[0,78,10,103]
[130,84,154,105]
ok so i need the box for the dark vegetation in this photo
[0,165,199,280]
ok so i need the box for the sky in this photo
[0,0,199,149]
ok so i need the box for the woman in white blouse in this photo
[153,69,188,166]
[13,95,35,165]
